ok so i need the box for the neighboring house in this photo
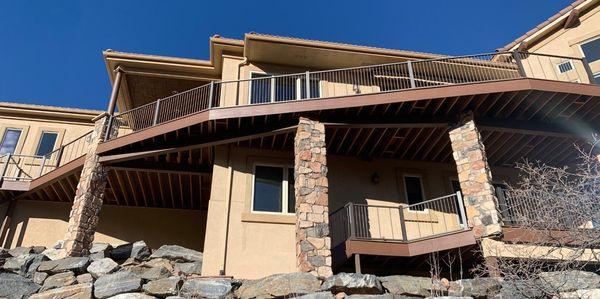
[0,1,599,280]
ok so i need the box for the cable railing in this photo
[0,131,93,182]
[106,51,597,141]
[329,192,467,249]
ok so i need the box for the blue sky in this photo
[0,0,574,110]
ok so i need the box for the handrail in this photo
[329,192,467,249]
[0,130,93,182]
[105,51,596,141]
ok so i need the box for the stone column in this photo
[294,117,332,277]
[63,114,115,256]
[448,113,501,238]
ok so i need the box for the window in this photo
[250,72,321,104]
[557,61,573,73]
[594,72,600,84]
[250,73,272,104]
[450,179,462,194]
[0,129,22,155]
[403,175,424,205]
[35,132,59,156]
[581,36,600,63]
[252,165,295,213]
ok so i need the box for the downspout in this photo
[235,57,249,106]
[221,144,234,276]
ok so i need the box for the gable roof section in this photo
[499,0,599,51]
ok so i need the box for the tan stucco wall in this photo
[201,145,519,279]
[0,200,206,251]
[526,4,600,81]
[0,115,94,157]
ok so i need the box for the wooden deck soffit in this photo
[97,78,600,156]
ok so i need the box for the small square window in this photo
[404,175,424,205]
[557,61,573,73]
[0,129,22,155]
[253,165,295,214]
[36,132,59,156]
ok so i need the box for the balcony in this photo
[106,51,597,140]
[0,131,92,184]
[328,192,475,266]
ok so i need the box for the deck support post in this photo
[294,117,332,277]
[448,112,501,238]
[354,253,361,274]
[62,114,115,257]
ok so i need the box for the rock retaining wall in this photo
[0,241,598,299]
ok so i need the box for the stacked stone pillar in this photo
[63,114,114,256]
[448,113,501,238]
[294,117,333,277]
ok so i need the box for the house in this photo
[1,1,599,280]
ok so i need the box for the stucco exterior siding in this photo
[0,200,206,251]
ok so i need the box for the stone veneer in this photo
[63,115,115,256]
[294,117,333,277]
[448,113,501,238]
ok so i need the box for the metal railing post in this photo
[347,203,356,239]
[37,155,47,178]
[581,57,597,84]
[0,154,10,181]
[407,61,416,88]
[398,206,408,242]
[305,71,311,99]
[103,115,114,142]
[513,51,527,77]
[456,191,468,229]
[270,76,275,103]
[55,145,64,168]
[153,99,161,126]
[208,82,215,108]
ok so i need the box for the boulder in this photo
[321,273,383,295]
[77,273,94,284]
[87,257,119,278]
[539,271,600,293]
[424,297,473,299]
[27,254,51,277]
[3,254,37,276]
[33,271,49,285]
[30,283,93,299]
[236,272,321,298]
[111,241,151,262]
[91,243,113,256]
[559,288,600,299]
[174,261,202,275]
[295,292,335,299]
[40,271,77,292]
[143,276,182,297]
[180,278,234,298]
[0,272,41,299]
[144,258,173,272]
[94,271,143,299]
[108,294,158,299]
[380,275,446,297]
[346,295,395,299]
[37,256,90,274]
[150,245,202,262]
[497,280,544,299]
[8,246,34,257]
[141,266,171,281]
[448,278,501,298]
[41,248,66,260]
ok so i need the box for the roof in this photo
[244,32,447,60]
[499,0,598,51]
[0,101,103,121]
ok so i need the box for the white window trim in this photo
[578,35,600,61]
[35,131,59,157]
[249,71,322,104]
[0,128,23,155]
[251,163,295,215]
[402,174,428,212]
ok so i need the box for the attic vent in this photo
[557,61,574,73]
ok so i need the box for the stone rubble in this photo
[0,240,597,298]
